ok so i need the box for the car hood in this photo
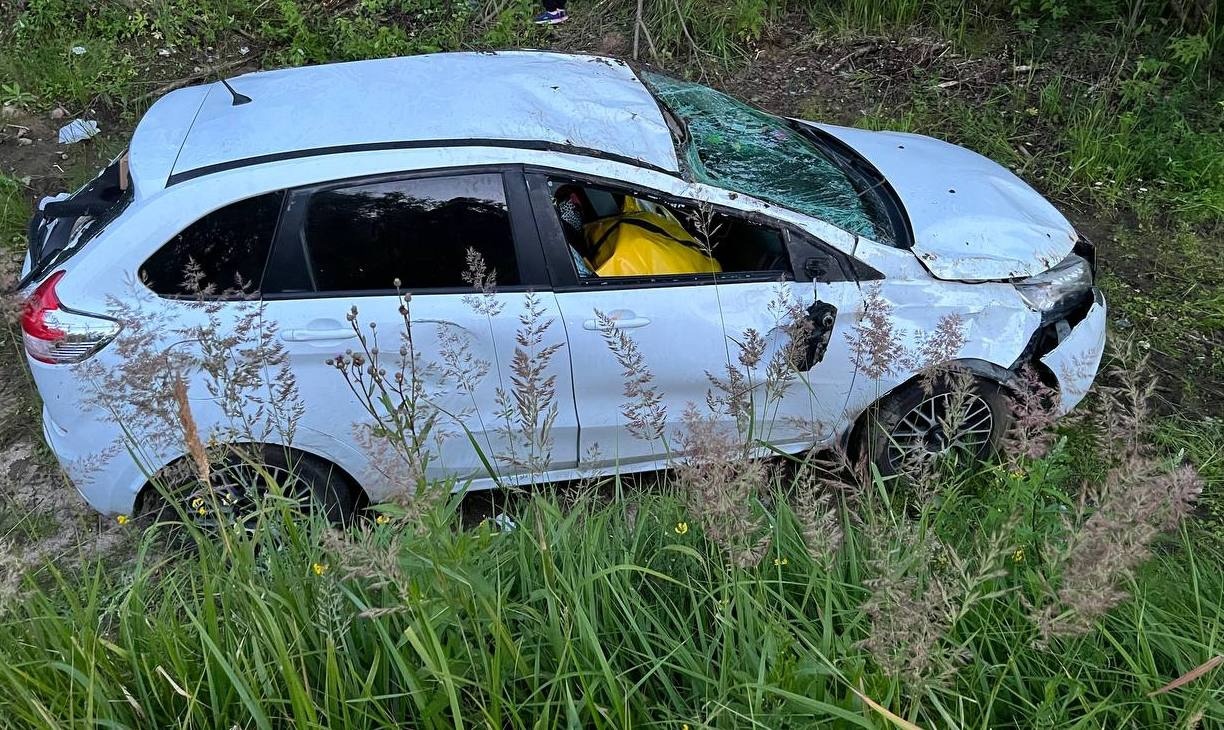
[810,123,1077,281]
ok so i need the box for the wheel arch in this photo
[842,357,1023,456]
[133,440,368,515]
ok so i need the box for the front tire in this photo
[861,374,1010,479]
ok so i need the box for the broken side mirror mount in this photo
[797,300,837,371]
[803,256,829,280]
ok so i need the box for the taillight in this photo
[21,270,120,364]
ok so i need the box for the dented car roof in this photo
[127,51,679,192]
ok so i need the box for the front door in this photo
[260,168,578,499]
[525,171,862,471]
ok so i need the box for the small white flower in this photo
[71,45,87,55]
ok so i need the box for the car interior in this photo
[547,179,792,279]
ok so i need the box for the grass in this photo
[848,64,1223,225]
[0,0,1222,726]
[1157,416,1224,547]
[0,463,1219,727]
[0,176,28,250]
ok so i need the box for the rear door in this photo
[260,167,578,497]
[525,170,863,471]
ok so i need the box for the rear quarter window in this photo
[140,192,285,297]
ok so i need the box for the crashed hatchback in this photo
[19,51,1106,520]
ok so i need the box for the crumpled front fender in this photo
[1040,290,1107,414]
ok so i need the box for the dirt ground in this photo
[0,25,1214,567]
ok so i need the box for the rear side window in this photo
[140,192,284,297]
[300,173,519,292]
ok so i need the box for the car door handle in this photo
[281,328,358,342]
[583,311,651,331]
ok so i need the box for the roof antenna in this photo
[219,78,252,106]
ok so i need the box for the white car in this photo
[19,51,1106,520]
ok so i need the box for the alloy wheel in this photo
[885,391,995,472]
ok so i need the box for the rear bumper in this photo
[1040,289,1107,414]
[41,404,145,516]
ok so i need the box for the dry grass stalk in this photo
[1029,345,1202,642]
[1031,457,1201,641]
[594,308,667,443]
[789,463,844,563]
[172,376,209,486]
[461,247,504,319]
[845,285,905,380]
[858,517,1014,688]
[493,291,564,480]
[673,405,770,568]
[857,524,962,687]
[1001,366,1059,467]
[79,282,303,501]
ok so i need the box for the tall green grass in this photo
[1,457,1220,728]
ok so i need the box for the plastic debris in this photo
[58,119,100,144]
[70,46,87,55]
[492,513,517,532]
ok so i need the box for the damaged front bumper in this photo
[1038,288,1107,414]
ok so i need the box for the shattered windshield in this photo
[643,72,890,242]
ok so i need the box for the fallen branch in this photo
[829,45,874,73]
[633,0,643,60]
[1148,656,1222,697]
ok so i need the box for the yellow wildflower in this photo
[375,514,390,525]
[196,507,208,517]
[190,497,204,509]
[1013,548,1025,563]
[773,557,788,566]
[116,514,129,526]
[312,562,329,576]
[674,521,689,535]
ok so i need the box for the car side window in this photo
[300,173,519,293]
[545,178,790,281]
[140,191,285,297]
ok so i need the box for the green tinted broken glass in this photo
[644,72,881,239]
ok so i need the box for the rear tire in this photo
[154,445,360,528]
[861,374,1010,480]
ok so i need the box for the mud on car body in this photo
[18,51,1105,519]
